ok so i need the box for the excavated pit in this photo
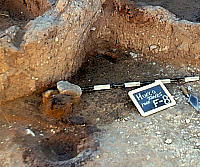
[22,126,99,167]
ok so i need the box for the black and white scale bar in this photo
[81,76,199,91]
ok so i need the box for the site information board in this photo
[128,81,176,116]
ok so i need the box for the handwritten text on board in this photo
[133,85,171,112]
[128,81,176,116]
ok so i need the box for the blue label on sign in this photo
[132,85,171,113]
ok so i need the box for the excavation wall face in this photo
[88,0,200,68]
[0,0,104,104]
[0,0,200,104]
[0,0,52,20]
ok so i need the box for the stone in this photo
[130,52,138,58]
[90,27,96,31]
[185,119,190,124]
[149,45,158,51]
[57,81,82,97]
[165,139,172,144]
[5,26,20,40]
[196,142,200,147]
[187,86,192,91]
[26,129,35,137]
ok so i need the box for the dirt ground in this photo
[0,0,200,167]
[134,0,200,22]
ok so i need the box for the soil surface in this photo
[0,1,200,167]
[134,0,200,22]
[1,51,200,167]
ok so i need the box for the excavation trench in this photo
[0,0,200,166]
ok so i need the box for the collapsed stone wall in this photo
[0,0,200,104]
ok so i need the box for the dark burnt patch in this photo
[22,125,99,167]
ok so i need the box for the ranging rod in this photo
[80,76,200,91]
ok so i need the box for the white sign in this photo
[128,81,176,116]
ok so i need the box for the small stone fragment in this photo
[149,45,159,53]
[196,142,200,147]
[50,129,56,134]
[149,45,158,51]
[146,155,150,160]
[155,131,161,135]
[187,86,192,91]
[26,129,35,137]
[90,27,96,31]
[130,52,138,58]
[165,139,172,144]
[57,81,82,97]
[185,119,190,124]
[5,26,20,40]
